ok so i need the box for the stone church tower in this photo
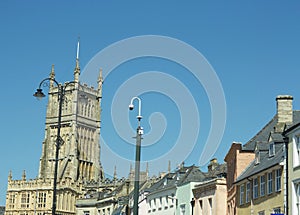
[5,45,104,215]
[38,63,104,182]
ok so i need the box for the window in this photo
[293,135,300,166]
[246,182,251,203]
[273,207,281,213]
[180,204,186,215]
[208,198,212,215]
[21,193,30,208]
[269,142,275,156]
[276,169,281,191]
[258,211,265,215]
[255,150,260,164]
[165,196,168,209]
[294,183,300,215]
[240,184,244,205]
[260,175,266,196]
[268,172,273,194]
[199,200,203,214]
[158,197,162,210]
[84,211,90,215]
[8,193,16,209]
[37,192,47,208]
[253,178,258,199]
[152,199,156,211]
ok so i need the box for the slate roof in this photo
[235,143,285,183]
[243,111,300,151]
[206,163,227,179]
[146,165,207,193]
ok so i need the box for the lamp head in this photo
[33,89,46,100]
[129,104,134,110]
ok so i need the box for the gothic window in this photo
[21,192,30,208]
[8,193,15,209]
[37,192,46,208]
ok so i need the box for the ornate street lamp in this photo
[129,96,143,215]
[34,76,77,215]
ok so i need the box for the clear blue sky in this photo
[0,1,300,205]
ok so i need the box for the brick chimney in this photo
[275,95,293,131]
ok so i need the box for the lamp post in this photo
[34,77,76,215]
[190,198,195,215]
[129,96,143,215]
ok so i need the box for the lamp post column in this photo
[129,96,143,215]
[133,125,142,215]
[52,85,64,215]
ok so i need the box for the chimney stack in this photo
[276,95,293,125]
[208,158,218,172]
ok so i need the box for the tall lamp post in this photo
[129,97,143,215]
[33,77,76,215]
[190,198,195,215]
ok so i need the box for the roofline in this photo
[234,163,281,184]
[283,122,300,136]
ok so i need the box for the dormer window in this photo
[163,178,167,186]
[269,142,275,157]
[255,150,260,164]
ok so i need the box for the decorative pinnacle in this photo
[50,64,55,80]
[74,38,80,82]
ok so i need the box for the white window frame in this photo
[260,175,265,196]
[246,182,250,203]
[268,172,273,194]
[240,184,244,205]
[253,178,258,199]
[275,169,281,191]
[293,135,300,167]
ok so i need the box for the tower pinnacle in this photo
[97,68,103,99]
[74,38,80,82]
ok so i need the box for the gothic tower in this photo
[5,42,104,215]
[38,55,104,183]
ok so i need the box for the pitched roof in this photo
[147,165,207,193]
[243,111,300,151]
[235,144,285,183]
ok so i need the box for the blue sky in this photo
[0,1,300,205]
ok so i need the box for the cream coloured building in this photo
[5,53,104,215]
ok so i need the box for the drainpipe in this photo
[283,135,289,215]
